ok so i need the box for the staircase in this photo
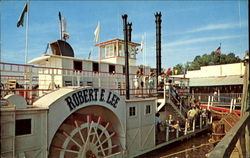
[165,103,185,122]
[156,85,189,122]
[167,99,186,120]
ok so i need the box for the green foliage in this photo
[173,52,242,74]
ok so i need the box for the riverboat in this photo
[0,13,212,158]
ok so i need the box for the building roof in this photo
[189,75,243,87]
[95,38,140,46]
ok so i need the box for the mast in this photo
[25,0,29,64]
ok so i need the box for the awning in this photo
[28,55,50,64]
[189,75,243,87]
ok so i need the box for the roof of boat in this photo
[95,38,140,46]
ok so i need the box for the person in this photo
[172,120,181,132]
[140,71,145,96]
[144,75,149,94]
[165,79,171,92]
[148,72,155,94]
[155,112,161,132]
[168,114,174,125]
[187,107,197,129]
[134,70,140,95]
[158,73,164,90]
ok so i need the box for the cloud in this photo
[186,21,247,33]
[166,35,242,47]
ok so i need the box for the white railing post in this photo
[200,115,202,129]
[77,71,80,86]
[210,115,213,124]
[211,96,214,107]
[184,119,188,135]
[166,126,169,141]
[176,126,179,138]
[163,80,166,101]
[51,68,55,90]
[230,99,233,113]
[208,96,211,109]
[193,119,196,132]
[233,99,236,111]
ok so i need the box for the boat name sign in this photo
[65,88,120,111]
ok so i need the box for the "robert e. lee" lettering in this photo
[64,88,120,111]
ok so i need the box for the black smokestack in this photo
[122,14,130,100]
[155,12,162,88]
[127,22,132,42]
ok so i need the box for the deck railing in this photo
[207,111,250,158]
[0,62,163,103]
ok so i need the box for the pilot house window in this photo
[15,119,32,136]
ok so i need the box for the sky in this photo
[1,0,249,69]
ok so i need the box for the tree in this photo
[173,64,184,75]
[173,52,243,72]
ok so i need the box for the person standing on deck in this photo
[148,72,155,95]
[134,70,140,95]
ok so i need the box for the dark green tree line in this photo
[173,52,242,75]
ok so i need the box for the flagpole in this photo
[98,22,101,88]
[145,32,147,67]
[25,0,29,64]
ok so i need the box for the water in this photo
[138,131,213,158]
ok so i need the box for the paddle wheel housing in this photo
[49,106,122,158]
[33,87,127,158]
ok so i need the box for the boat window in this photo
[145,105,151,115]
[93,62,99,72]
[65,81,72,86]
[109,65,115,73]
[123,66,125,74]
[15,119,32,136]
[101,47,105,58]
[87,81,93,86]
[129,106,136,117]
[80,81,84,86]
[105,45,114,57]
[74,60,82,71]
[118,44,124,56]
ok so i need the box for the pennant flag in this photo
[214,46,221,54]
[88,50,91,59]
[17,2,28,27]
[58,12,62,21]
[94,22,100,43]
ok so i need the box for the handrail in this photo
[208,111,250,158]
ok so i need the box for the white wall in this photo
[172,63,245,78]
[126,99,156,157]
[0,108,48,158]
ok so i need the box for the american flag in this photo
[214,46,221,54]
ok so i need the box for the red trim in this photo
[100,56,136,60]
[200,104,241,114]
[95,38,140,46]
